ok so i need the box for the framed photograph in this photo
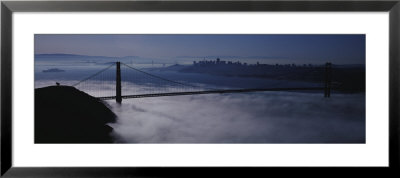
[2,0,399,177]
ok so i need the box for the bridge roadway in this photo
[97,87,325,100]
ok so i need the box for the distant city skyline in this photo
[35,34,365,64]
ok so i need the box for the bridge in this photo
[71,62,332,103]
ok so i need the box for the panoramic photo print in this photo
[34,34,365,143]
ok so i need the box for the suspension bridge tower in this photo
[116,62,122,103]
[324,62,332,98]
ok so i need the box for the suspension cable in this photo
[72,63,115,87]
[121,62,217,90]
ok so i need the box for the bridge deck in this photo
[97,87,325,100]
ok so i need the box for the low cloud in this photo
[107,92,365,143]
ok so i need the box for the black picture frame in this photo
[1,0,399,177]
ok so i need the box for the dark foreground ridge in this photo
[35,86,116,143]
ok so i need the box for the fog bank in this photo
[107,92,365,143]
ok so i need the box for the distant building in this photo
[192,58,314,69]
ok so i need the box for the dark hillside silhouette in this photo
[35,86,116,143]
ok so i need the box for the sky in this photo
[35,34,365,64]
